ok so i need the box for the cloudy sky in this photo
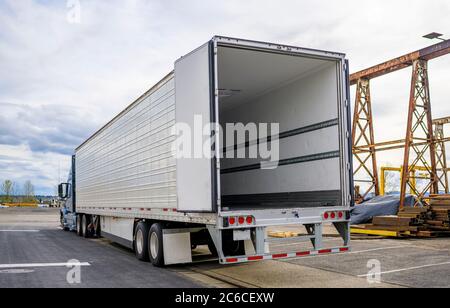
[0,0,449,195]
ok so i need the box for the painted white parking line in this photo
[0,230,40,232]
[358,261,450,277]
[0,262,91,269]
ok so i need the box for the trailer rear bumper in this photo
[208,217,351,266]
[221,246,350,265]
[218,207,351,229]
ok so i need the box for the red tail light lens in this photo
[229,217,236,225]
[331,212,336,219]
[338,212,344,219]
[238,217,245,225]
[324,212,329,220]
[246,216,253,224]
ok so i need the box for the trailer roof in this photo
[213,36,346,60]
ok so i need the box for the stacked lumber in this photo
[370,215,423,233]
[398,207,430,222]
[352,195,450,238]
[426,195,450,232]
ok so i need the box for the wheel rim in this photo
[136,229,144,255]
[150,232,158,259]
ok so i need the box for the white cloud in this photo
[0,0,449,194]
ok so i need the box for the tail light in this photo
[238,217,245,225]
[227,216,255,227]
[323,211,347,221]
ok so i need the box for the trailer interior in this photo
[217,45,345,211]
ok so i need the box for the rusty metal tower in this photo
[350,39,450,207]
[433,117,450,194]
[352,79,379,201]
[400,59,438,207]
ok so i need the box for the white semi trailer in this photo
[59,36,353,267]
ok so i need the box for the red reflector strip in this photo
[319,249,333,254]
[248,256,264,261]
[296,251,311,257]
[272,253,288,259]
[222,247,348,264]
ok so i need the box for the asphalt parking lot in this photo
[1,207,450,288]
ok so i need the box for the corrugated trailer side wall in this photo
[76,74,178,212]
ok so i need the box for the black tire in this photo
[76,214,83,237]
[222,231,245,257]
[82,214,91,238]
[148,223,165,267]
[134,222,150,262]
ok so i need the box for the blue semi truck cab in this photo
[58,155,77,231]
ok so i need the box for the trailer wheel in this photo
[222,231,245,257]
[148,223,164,267]
[82,214,91,238]
[76,214,83,237]
[134,222,150,262]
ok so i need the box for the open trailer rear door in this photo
[174,41,218,213]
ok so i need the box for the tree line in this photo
[0,180,36,203]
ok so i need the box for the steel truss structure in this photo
[433,117,450,194]
[352,79,379,201]
[400,60,438,207]
[350,39,450,207]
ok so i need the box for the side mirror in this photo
[58,183,69,199]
